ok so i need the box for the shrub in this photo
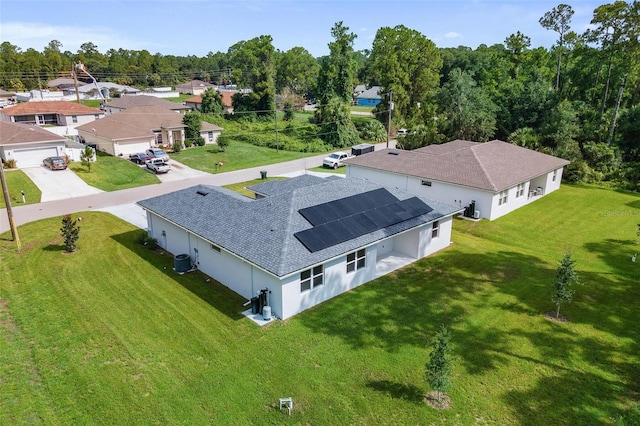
[3,159,17,169]
[195,137,206,147]
[138,234,158,249]
[183,139,194,148]
[172,140,182,153]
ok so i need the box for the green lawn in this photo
[0,169,41,208]
[307,165,347,174]
[171,141,322,173]
[1,184,639,424]
[67,152,160,191]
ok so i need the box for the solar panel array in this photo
[294,189,433,252]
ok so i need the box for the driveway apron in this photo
[22,166,103,202]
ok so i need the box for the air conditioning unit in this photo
[473,211,481,219]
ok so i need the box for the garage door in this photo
[13,147,59,168]
[119,141,151,156]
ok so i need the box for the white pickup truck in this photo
[323,151,355,169]
[146,157,171,174]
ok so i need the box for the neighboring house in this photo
[137,175,462,320]
[346,139,570,221]
[103,95,191,114]
[354,86,382,106]
[0,121,67,168]
[184,91,235,115]
[76,105,222,156]
[176,79,217,95]
[0,101,105,138]
[67,82,141,100]
[47,78,77,90]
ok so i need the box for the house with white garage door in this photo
[345,139,570,221]
[137,175,462,320]
[0,121,67,168]
[76,105,222,156]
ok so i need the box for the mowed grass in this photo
[0,169,41,208]
[67,152,160,191]
[1,184,639,424]
[170,140,321,173]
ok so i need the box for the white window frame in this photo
[346,249,366,273]
[432,220,439,238]
[300,265,323,293]
[552,169,558,182]
[516,183,525,198]
[498,190,508,206]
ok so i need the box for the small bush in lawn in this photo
[60,214,80,252]
[195,136,206,147]
[183,139,194,148]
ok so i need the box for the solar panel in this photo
[299,188,397,225]
[295,194,434,252]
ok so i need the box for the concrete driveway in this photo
[139,159,209,182]
[22,166,103,202]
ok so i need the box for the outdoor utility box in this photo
[260,170,267,179]
[251,297,260,314]
[351,144,374,156]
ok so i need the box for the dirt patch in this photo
[424,391,452,410]
[0,299,18,331]
[544,312,568,322]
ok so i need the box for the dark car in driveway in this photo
[129,152,151,164]
[43,156,67,170]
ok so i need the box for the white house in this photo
[0,121,67,168]
[345,139,570,221]
[137,175,462,320]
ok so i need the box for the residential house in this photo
[176,79,217,95]
[0,100,105,138]
[345,139,570,221]
[184,90,236,115]
[103,95,190,114]
[67,82,141,100]
[137,175,462,320]
[76,105,222,156]
[354,86,382,107]
[47,78,77,90]
[0,121,67,168]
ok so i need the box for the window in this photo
[71,115,78,123]
[552,169,558,182]
[208,131,214,141]
[432,220,439,238]
[516,183,525,198]
[498,190,508,206]
[346,249,366,273]
[300,265,323,292]
[421,180,432,187]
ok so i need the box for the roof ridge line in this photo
[470,142,499,192]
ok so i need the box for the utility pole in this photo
[0,164,21,251]
[387,90,393,148]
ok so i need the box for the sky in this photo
[1,0,604,57]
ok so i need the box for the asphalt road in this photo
[1,141,396,234]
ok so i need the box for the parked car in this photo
[146,148,169,163]
[146,157,171,174]
[43,156,67,170]
[323,151,355,169]
[129,152,151,164]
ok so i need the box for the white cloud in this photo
[444,32,462,39]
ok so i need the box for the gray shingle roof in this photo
[247,174,342,197]
[345,139,570,192]
[138,176,460,277]
[105,95,189,111]
[0,121,66,145]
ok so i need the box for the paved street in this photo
[1,141,396,234]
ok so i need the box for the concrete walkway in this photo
[1,141,396,234]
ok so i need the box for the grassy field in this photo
[171,140,323,173]
[0,169,41,208]
[1,184,639,424]
[67,152,160,191]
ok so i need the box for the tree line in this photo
[1,1,638,190]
